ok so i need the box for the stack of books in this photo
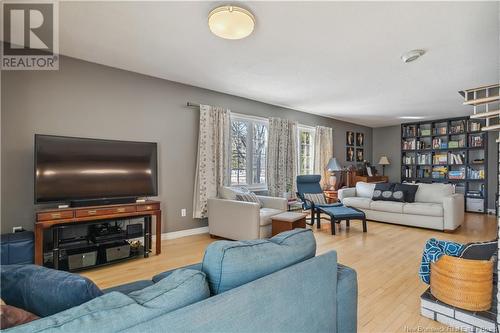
[432,154,447,165]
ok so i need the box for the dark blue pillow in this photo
[394,183,419,203]
[372,183,395,201]
[0,265,103,317]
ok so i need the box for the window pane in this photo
[231,120,248,185]
[252,123,268,185]
[299,129,314,175]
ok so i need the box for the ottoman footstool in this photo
[317,205,367,235]
[271,212,308,236]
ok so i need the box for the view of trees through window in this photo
[230,116,316,188]
[230,117,268,187]
[298,127,315,175]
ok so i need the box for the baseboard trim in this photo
[152,226,209,241]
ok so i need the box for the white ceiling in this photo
[58,1,499,127]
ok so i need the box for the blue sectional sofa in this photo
[2,229,358,333]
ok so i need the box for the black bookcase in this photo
[401,116,488,213]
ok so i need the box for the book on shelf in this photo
[433,127,447,135]
[432,153,447,165]
[449,120,465,134]
[469,134,484,147]
[449,169,465,180]
[402,126,417,137]
[402,139,416,150]
[449,152,464,165]
[467,167,485,180]
[468,121,481,132]
[432,166,448,179]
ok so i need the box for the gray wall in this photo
[372,125,401,183]
[1,56,372,234]
[372,125,498,210]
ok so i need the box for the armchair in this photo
[208,193,287,240]
[296,175,342,228]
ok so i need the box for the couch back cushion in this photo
[219,186,249,200]
[0,264,102,317]
[10,269,211,332]
[415,183,453,203]
[201,228,316,295]
[356,182,375,198]
[128,269,209,311]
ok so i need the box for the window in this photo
[230,114,268,189]
[297,126,315,175]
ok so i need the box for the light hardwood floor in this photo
[82,213,497,333]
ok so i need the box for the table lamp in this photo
[378,156,390,176]
[326,157,342,190]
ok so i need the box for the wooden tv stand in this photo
[34,200,162,267]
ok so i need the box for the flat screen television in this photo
[35,134,158,205]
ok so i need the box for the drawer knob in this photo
[51,213,61,218]
[88,210,97,215]
[117,208,125,213]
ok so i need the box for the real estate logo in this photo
[2,1,59,70]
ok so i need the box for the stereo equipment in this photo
[126,223,143,238]
[89,224,126,243]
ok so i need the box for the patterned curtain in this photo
[314,126,333,189]
[192,105,231,218]
[266,118,298,197]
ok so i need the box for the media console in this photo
[34,201,162,269]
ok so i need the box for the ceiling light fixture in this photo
[401,49,426,63]
[208,5,255,40]
[399,116,425,120]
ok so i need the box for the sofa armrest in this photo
[208,198,261,240]
[257,195,287,211]
[337,264,358,333]
[443,194,464,231]
[338,187,356,202]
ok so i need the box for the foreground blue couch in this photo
[4,229,357,333]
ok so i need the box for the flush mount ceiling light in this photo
[401,49,426,63]
[208,5,255,40]
[399,116,425,120]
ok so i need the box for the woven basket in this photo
[430,255,493,311]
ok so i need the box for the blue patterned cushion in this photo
[419,238,464,284]
[201,229,316,295]
[0,264,102,317]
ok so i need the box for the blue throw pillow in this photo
[0,264,103,317]
[128,269,210,311]
[201,228,316,295]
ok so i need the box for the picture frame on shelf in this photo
[346,131,355,146]
[346,146,355,162]
[356,148,364,162]
[356,132,364,146]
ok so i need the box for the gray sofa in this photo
[338,182,464,231]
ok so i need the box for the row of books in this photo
[432,166,448,179]
[449,152,464,165]
[449,120,465,134]
[402,155,415,165]
[433,126,447,136]
[403,167,413,178]
[469,134,484,147]
[402,121,483,138]
[467,167,485,180]
[402,139,416,150]
[432,154,447,165]
[432,138,448,149]
[449,168,466,180]
[416,153,431,165]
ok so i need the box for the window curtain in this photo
[314,126,333,189]
[266,118,298,197]
[192,104,231,219]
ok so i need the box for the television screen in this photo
[35,135,158,203]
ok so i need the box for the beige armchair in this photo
[208,195,287,240]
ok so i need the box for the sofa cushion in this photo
[0,265,103,317]
[372,183,395,201]
[236,192,263,208]
[259,208,283,226]
[355,182,375,198]
[103,280,154,295]
[201,228,316,295]
[0,305,39,330]
[394,183,419,203]
[370,200,404,213]
[415,183,453,204]
[343,197,372,210]
[219,186,250,200]
[128,269,210,311]
[303,193,327,205]
[403,202,444,217]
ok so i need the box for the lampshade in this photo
[208,6,255,40]
[378,156,390,165]
[326,158,342,172]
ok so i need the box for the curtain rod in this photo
[187,102,200,108]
